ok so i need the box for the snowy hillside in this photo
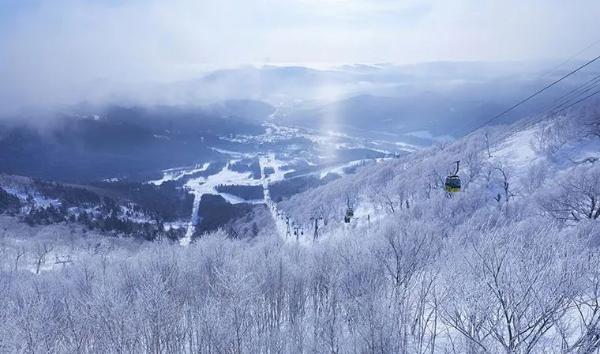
[0,103,598,353]
[279,103,600,238]
[0,175,191,240]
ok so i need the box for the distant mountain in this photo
[149,62,596,142]
[207,99,275,122]
[0,104,269,182]
[278,75,586,140]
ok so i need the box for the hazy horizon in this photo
[1,0,600,113]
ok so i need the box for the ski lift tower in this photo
[310,216,324,241]
[285,216,291,238]
[292,223,303,241]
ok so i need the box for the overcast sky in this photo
[1,0,599,112]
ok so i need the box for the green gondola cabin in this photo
[445,161,461,192]
[445,175,461,192]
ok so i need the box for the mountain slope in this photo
[0,102,598,353]
[280,101,600,238]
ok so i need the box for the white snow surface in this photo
[148,162,210,186]
[181,154,291,246]
[493,127,538,168]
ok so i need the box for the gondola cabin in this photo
[444,175,461,192]
[344,207,354,223]
[444,160,461,193]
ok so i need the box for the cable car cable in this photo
[506,42,600,131]
[554,87,600,114]
[549,82,600,114]
[442,49,600,194]
[551,74,600,107]
[478,74,600,158]
[549,73,600,112]
[537,38,600,78]
[468,53,600,149]
[464,54,600,139]
[497,83,600,145]
[517,72,600,131]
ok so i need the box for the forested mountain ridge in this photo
[0,103,598,353]
[0,175,192,240]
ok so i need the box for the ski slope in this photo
[181,154,293,245]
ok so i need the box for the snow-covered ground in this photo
[148,162,210,186]
[318,159,368,178]
[493,121,600,177]
[181,154,292,245]
[1,185,60,209]
[210,147,254,159]
[258,153,289,183]
[222,122,415,156]
[259,153,306,241]
[177,151,312,245]
[148,122,415,246]
[493,127,538,168]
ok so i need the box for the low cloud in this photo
[0,0,599,114]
